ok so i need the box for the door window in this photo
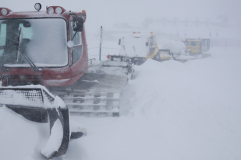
[0,23,6,56]
[190,41,197,46]
[148,37,155,56]
[70,21,82,46]
[70,21,83,64]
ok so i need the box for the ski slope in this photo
[0,47,241,160]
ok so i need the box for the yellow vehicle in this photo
[109,33,171,66]
[182,39,210,54]
[146,34,172,61]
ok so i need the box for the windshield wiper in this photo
[16,26,41,72]
[21,52,41,72]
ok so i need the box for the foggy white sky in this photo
[1,0,241,25]
[1,0,241,39]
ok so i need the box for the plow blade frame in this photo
[0,86,70,159]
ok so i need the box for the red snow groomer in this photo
[0,3,131,159]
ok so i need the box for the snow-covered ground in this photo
[0,46,241,160]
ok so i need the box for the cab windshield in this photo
[0,18,68,67]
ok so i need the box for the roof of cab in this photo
[0,10,69,19]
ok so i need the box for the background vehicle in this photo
[106,35,146,65]
[107,33,172,65]
[146,33,172,61]
[182,38,210,54]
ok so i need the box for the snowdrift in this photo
[0,106,49,160]
[0,47,241,160]
[72,47,241,160]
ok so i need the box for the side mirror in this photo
[23,21,31,28]
[73,17,84,32]
[118,39,121,45]
[67,41,74,48]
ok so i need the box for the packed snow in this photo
[0,46,240,160]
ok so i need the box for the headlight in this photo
[34,3,42,11]
[1,9,7,15]
[55,7,62,14]
[47,7,54,14]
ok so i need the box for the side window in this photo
[149,37,155,47]
[190,41,196,46]
[148,37,155,56]
[70,21,83,64]
[70,21,82,46]
[0,23,6,57]
[73,47,82,64]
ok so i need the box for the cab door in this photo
[146,36,158,60]
[148,37,156,57]
[69,19,87,81]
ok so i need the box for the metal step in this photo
[62,92,120,114]
[62,96,120,101]
[68,107,119,113]
[52,63,129,116]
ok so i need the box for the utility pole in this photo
[99,26,103,61]
[225,38,227,51]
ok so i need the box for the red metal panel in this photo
[0,9,87,87]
